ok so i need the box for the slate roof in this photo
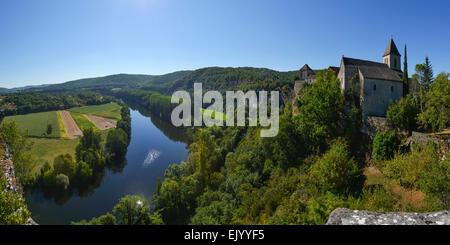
[343,57,403,82]
[300,64,314,71]
[383,39,401,57]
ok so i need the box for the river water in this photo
[25,109,189,225]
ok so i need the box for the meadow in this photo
[68,102,122,120]
[2,111,64,138]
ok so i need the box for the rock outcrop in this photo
[327,208,450,225]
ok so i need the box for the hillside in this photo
[28,71,191,93]
[141,67,299,94]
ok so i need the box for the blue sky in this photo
[1,0,449,88]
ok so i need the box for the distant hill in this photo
[141,67,299,94]
[28,71,191,93]
[17,67,299,95]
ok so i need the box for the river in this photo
[25,109,189,225]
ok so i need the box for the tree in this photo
[417,72,450,132]
[420,157,450,209]
[373,131,399,161]
[105,128,128,160]
[414,56,434,112]
[53,154,76,179]
[310,140,360,193]
[294,69,343,153]
[402,45,409,94]
[386,94,419,133]
[55,174,70,190]
[46,123,53,135]
[75,128,104,169]
[71,213,116,225]
[112,195,153,225]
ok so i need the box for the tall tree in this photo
[413,56,434,112]
[402,45,409,95]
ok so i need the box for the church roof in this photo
[342,57,402,82]
[383,38,401,57]
[300,64,313,71]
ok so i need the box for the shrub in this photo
[373,131,399,161]
[386,94,419,132]
[310,141,360,193]
[55,174,70,190]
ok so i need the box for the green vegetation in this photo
[68,102,122,120]
[72,195,163,225]
[69,112,98,131]
[373,131,399,161]
[3,111,62,138]
[202,108,226,121]
[142,67,298,95]
[28,138,79,173]
[386,94,419,133]
[0,91,114,116]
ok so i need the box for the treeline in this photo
[112,89,176,121]
[0,91,115,116]
[150,69,449,225]
[35,105,132,197]
[141,67,298,95]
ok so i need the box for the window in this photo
[373,84,376,91]
[391,86,394,92]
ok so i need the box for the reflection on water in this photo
[25,109,189,224]
[143,149,162,167]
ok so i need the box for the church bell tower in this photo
[383,38,402,71]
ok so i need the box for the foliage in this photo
[310,140,360,194]
[420,157,450,209]
[105,128,128,160]
[53,154,76,179]
[417,72,450,132]
[386,94,419,132]
[112,195,162,225]
[55,174,70,190]
[382,143,438,189]
[0,91,114,116]
[373,131,399,161]
[71,213,116,225]
[294,69,343,153]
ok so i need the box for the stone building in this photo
[298,64,316,84]
[337,38,404,120]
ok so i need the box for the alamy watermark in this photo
[170,83,279,137]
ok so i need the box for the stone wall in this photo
[360,76,403,120]
[327,208,450,225]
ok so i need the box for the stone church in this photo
[337,38,404,120]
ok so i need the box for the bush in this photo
[383,144,438,189]
[55,174,70,190]
[310,141,360,193]
[373,131,399,161]
[386,94,419,132]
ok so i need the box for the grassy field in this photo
[201,108,226,121]
[70,112,98,131]
[28,138,80,173]
[68,102,122,120]
[2,111,64,138]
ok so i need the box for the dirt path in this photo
[59,110,83,138]
[85,114,117,130]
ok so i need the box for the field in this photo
[69,112,98,131]
[68,102,122,120]
[2,111,64,138]
[28,137,80,173]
